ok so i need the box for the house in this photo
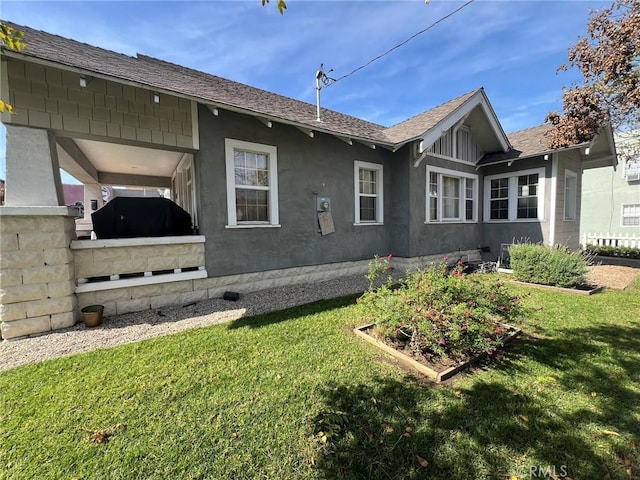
[581,130,640,241]
[0,23,617,339]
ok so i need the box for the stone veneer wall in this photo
[5,59,194,149]
[0,209,78,339]
[72,239,206,281]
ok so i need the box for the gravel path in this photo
[0,274,373,372]
[2,264,636,373]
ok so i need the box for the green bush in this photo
[508,243,588,288]
[357,257,527,362]
[583,244,640,259]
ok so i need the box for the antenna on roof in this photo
[315,64,335,122]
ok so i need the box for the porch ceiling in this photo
[56,138,184,185]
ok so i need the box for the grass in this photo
[1,279,639,480]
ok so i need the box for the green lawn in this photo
[1,279,639,479]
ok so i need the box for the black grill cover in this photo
[91,197,193,239]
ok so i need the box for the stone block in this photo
[44,247,73,266]
[181,290,208,305]
[26,296,74,317]
[112,258,146,275]
[1,316,51,340]
[95,287,131,303]
[0,250,44,269]
[147,255,179,271]
[92,248,130,263]
[0,216,38,234]
[116,297,151,315]
[0,283,46,306]
[0,269,22,288]
[0,302,27,322]
[102,302,117,316]
[150,293,181,309]
[193,277,217,290]
[18,232,68,250]
[76,291,97,309]
[47,280,76,299]
[22,264,73,285]
[0,233,19,251]
[179,253,205,268]
[51,311,77,330]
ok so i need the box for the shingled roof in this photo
[478,124,554,165]
[3,22,566,158]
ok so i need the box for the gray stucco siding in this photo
[197,106,395,276]
[406,156,483,257]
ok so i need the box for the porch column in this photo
[0,207,79,339]
[4,124,64,207]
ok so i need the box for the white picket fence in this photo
[581,232,640,248]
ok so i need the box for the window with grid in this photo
[490,178,509,220]
[622,204,640,226]
[426,166,477,223]
[517,173,539,219]
[354,161,383,224]
[225,139,279,227]
[484,168,545,222]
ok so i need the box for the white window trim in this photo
[225,138,280,228]
[483,167,546,223]
[354,160,384,225]
[425,165,478,224]
[621,203,640,227]
[563,169,578,221]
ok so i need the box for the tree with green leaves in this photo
[545,0,639,148]
[0,22,26,114]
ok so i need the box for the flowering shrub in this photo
[358,258,528,362]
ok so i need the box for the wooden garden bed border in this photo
[354,323,522,383]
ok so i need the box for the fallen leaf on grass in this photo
[381,423,394,434]
[602,430,620,436]
[363,426,374,441]
[84,423,126,444]
[518,415,529,422]
[416,455,429,467]
[591,392,598,397]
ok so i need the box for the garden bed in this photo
[509,280,603,295]
[354,322,521,383]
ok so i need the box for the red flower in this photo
[438,339,446,346]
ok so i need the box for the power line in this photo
[329,0,475,85]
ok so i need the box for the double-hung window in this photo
[225,139,279,227]
[622,204,640,226]
[484,168,545,222]
[426,166,477,223]
[354,161,383,224]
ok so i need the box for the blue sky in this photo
[1,0,609,181]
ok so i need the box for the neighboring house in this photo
[0,23,617,339]
[581,130,640,239]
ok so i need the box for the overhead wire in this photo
[328,0,475,86]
